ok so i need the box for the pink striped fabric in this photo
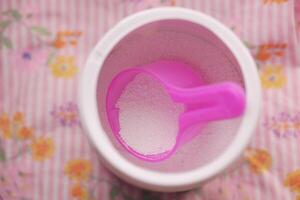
[0,0,299,199]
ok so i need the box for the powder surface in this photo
[116,73,184,155]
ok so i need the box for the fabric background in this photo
[1,0,300,199]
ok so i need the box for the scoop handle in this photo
[168,82,246,131]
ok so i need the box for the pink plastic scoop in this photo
[106,61,246,162]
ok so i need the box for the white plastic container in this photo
[78,7,261,192]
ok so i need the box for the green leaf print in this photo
[1,36,13,49]
[110,185,119,199]
[0,20,11,30]
[2,9,22,21]
[0,144,6,161]
[11,9,22,21]
[30,26,51,36]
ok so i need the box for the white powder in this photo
[116,73,184,155]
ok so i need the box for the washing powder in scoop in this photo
[116,74,184,155]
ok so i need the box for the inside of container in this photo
[97,19,245,172]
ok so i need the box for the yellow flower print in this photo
[0,112,33,140]
[70,183,89,200]
[64,159,92,181]
[0,113,12,139]
[260,65,286,89]
[0,113,9,125]
[284,169,300,193]
[31,137,55,161]
[1,128,12,139]
[50,56,78,78]
[17,126,33,140]
[245,149,272,174]
[13,112,24,125]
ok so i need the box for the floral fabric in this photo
[0,0,300,199]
